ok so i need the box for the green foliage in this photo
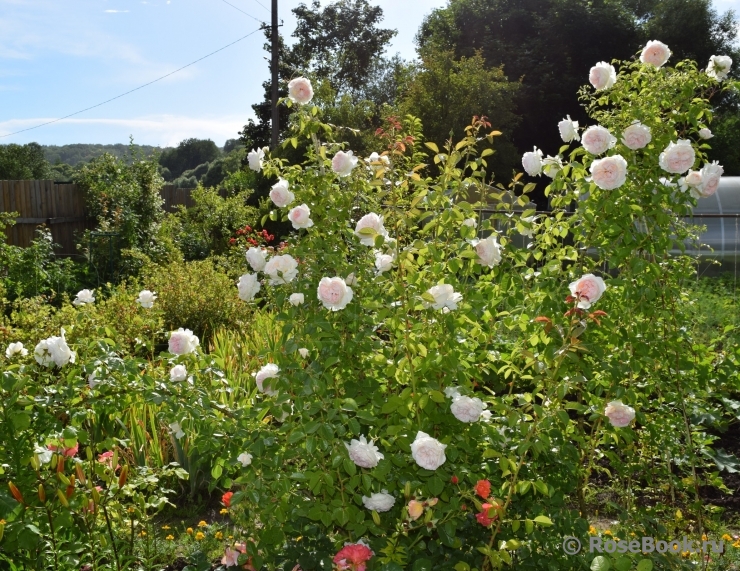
[42,143,161,167]
[158,138,221,180]
[0,143,49,180]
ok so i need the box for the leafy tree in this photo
[0,143,49,179]
[42,143,160,166]
[158,138,221,179]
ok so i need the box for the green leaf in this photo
[453,563,470,571]
[636,560,653,571]
[591,556,610,571]
[614,557,632,571]
[425,142,440,154]
[412,558,433,571]
[534,515,553,526]
[427,476,445,496]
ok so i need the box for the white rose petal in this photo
[582,125,617,155]
[332,150,358,177]
[317,277,353,311]
[288,77,314,104]
[237,273,261,302]
[706,55,732,81]
[450,395,487,423]
[270,178,295,208]
[246,247,268,272]
[410,431,446,470]
[35,445,53,465]
[621,122,652,150]
[168,328,200,355]
[288,204,314,230]
[462,217,477,228]
[264,255,299,285]
[34,328,75,368]
[289,293,305,306]
[444,386,462,400]
[640,40,671,68]
[5,342,27,359]
[590,155,628,190]
[522,147,543,176]
[698,128,713,140]
[345,435,384,468]
[354,213,388,246]
[589,61,617,90]
[298,347,309,358]
[254,363,279,396]
[423,284,462,311]
[374,251,395,274]
[558,115,580,142]
[474,236,502,268]
[659,140,695,174]
[170,364,188,383]
[542,155,563,178]
[604,400,636,428]
[569,273,607,309]
[136,289,157,308]
[247,148,264,171]
[362,490,395,512]
[169,422,185,439]
[73,289,95,306]
[238,452,253,467]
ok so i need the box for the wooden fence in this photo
[0,181,195,256]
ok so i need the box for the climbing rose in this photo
[706,55,732,81]
[254,363,279,396]
[542,155,563,178]
[136,290,156,308]
[361,491,395,512]
[169,328,199,355]
[621,122,652,150]
[475,479,492,499]
[374,251,394,274]
[569,274,607,309]
[245,247,267,272]
[558,115,580,142]
[289,293,304,306]
[604,400,636,427]
[247,148,264,171]
[410,431,447,470]
[451,395,487,423]
[474,236,502,268]
[288,204,314,230]
[269,178,295,208]
[346,435,384,468]
[170,364,188,382]
[698,128,713,139]
[264,255,299,285]
[423,284,462,312]
[476,503,497,526]
[238,452,253,467]
[582,125,617,155]
[332,150,358,177]
[5,342,27,359]
[590,155,628,190]
[659,140,695,174]
[589,61,617,90]
[522,147,543,176]
[407,500,424,520]
[698,161,724,197]
[640,40,671,67]
[317,277,353,311]
[333,541,374,571]
[35,328,76,367]
[287,77,313,104]
[73,289,95,306]
[237,273,261,302]
[354,213,388,246]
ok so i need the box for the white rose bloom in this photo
[444,386,462,399]
[289,293,305,306]
[462,217,477,228]
[520,215,536,238]
[362,490,396,512]
[332,150,358,177]
[288,204,314,230]
[640,40,671,67]
[706,55,732,81]
[270,178,295,208]
[604,400,636,428]
[73,289,95,306]
[451,395,487,423]
[366,152,390,170]
[169,422,185,439]
[542,155,563,178]
[474,236,502,268]
[168,328,200,355]
[246,247,268,272]
[5,342,27,359]
[590,155,628,190]
[410,431,447,470]
[345,273,358,286]
[697,161,724,198]
[298,347,309,358]
[659,140,695,174]
[35,445,53,465]
[288,77,314,104]
[569,273,607,309]
[480,410,493,422]
[264,254,299,285]
[698,128,713,140]
[558,115,580,142]
[35,328,76,368]
[582,125,617,155]
[136,289,157,308]
[170,364,188,383]
[317,277,354,311]
[374,251,395,274]
[354,213,388,246]
[589,61,617,90]
[247,148,264,171]
[254,363,279,396]
[621,122,652,150]
[88,370,101,389]
[345,435,384,469]
[522,147,543,176]
[237,273,261,302]
[238,452,253,467]
[423,284,462,311]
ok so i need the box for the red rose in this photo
[476,503,497,526]
[222,491,233,508]
[474,479,491,499]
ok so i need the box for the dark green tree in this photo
[0,143,49,179]
[158,138,221,179]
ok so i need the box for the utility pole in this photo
[270,0,279,150]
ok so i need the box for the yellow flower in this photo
[198,520,208,528]
[702,534,708,541]
[162,525,171,530]
[604,530,612,536]
[138,531,147,537]
[722,534,732,542]
[733,541,740,549]
[220,508,228,515]
[215,531,223,540]
[186,527,193,535]
[128,507,135,513]
[195,531,205,541]
[681,551,690,558]
[588,526,597,535]
[166,535,174,541]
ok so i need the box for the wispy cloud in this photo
[104,10,129,13]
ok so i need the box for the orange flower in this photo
[222,491,234,508]
[407,500,424,521]
[474,479,491,499]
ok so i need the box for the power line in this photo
[246,0,271,14]
[218,0,267,23]
[0,28,262,139]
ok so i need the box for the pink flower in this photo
[476,503,498,526]
[288,77,314,104]
[568,274,607,309]
[221,548,240,567]
[604,400,636,428]
[168,328,199,355]
[270,178,295,208]
[48,443,79,457]
[288,204,314,230]
[407,500,424,520]
[333,542,374,571]
[475,479,491,499]
[589,61,617,90]
[97,451,120,470]
[332,151,358,177]
[582,126,616,155]
[640,40,671,67]
[621,122,651,150]
[699,161,723,197]
[317,277,353,311]
[590,155,628,190]
[659,140,695,174]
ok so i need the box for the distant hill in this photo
[42,143,167,166]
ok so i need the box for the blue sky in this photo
[1,0,737,148]
[0,0,446,147]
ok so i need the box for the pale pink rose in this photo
[698,161,723,197]
[247,148,264,171]
[604,400,636,428]
[407,500,424,520]
[474,236,502,268]
[168,328,199,355]
[288,204,314,230]
[73,289,95,306]
[317,277,353,311]
[270,178,295,208]
[450,395,487,423]
[246,247,267,272]
[361,491,395,512]
[222,548,240,567]
[683,170,703,198]
[621,122,652,150]
[659,140,695,174]
[558,115,580,142]
[354,213,388,246]
[568,274,607,309]
[640,40,671,67]
[264,254,299,284]
[706,55,732,81]
[374,251,394,274]
[698,128,713,140]
[542,155,563,178]
[582,125,616,155]
[590,155,628,190]
[345,435,383,468]
[589,61,617,90]
[410,431,446,470]
[522,147,543,176]
[332,150,358,177]
[237,273,261,302]
[423,284,462,311]
[288,77,314,104]
[254,363,279,396]
[289,293,304,306]
[170,364,188,382]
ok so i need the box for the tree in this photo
[0,143,49,179]
[159,138,221,179]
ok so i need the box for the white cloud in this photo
[104,10,130,13]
